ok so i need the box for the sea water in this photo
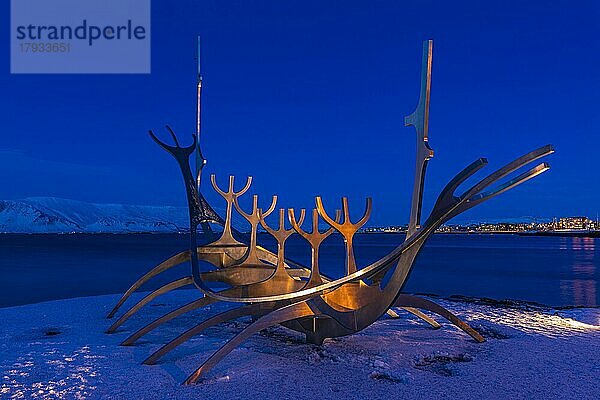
[0,233,597,308]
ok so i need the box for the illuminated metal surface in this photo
[106,40,554,384]
[233,194,278,268]
[316,197,372,275]
[209,174,251,246]
[289,208,341,288]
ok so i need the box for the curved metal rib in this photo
[108,244,317,320]
[463,145,553,201]
[399,307,441,329]
[144,304,263,366]
[183,301,316,384]
[386,308,400,318]
[106,277,193,333]
[121,296,218,345]
[430,158,488,216]
[107,251,190,318]
[394,294,484,342]
[463,163,550,209]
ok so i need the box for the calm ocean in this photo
[0,233,597,308]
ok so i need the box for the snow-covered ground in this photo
[1,290,599,399]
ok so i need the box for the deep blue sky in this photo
[1,0,599,225]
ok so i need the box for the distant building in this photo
[558,217,590,230]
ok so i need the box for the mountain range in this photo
[0,197,554,234]
[0,197,201,233]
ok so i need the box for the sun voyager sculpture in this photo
[106,40,554,384]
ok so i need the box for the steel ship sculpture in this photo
[106,39,554,384]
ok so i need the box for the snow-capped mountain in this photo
[0,197,228,233]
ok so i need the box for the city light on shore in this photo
[364,216,600,234]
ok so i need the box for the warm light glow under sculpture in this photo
[106,40,554,384]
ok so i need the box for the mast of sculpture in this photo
[194,36,219,236]
[405,40,434,238]
[196,36,206,189]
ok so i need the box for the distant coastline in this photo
[2,231,599,239]
[361,230,600,238]
[2,197,599,237]
[518,230,600,238]
[364,215,600,239]
[360,230,600,238]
